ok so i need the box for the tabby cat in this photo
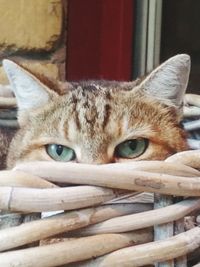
[2,54,190,169]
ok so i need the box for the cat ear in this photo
[2,59,55,111]
[137,54,191,107]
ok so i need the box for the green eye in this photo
[115,139,148,159]
[46,144,76,162]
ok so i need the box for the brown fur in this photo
[2,55,190,168]
[6,80,188,168]
[0,127,16,169]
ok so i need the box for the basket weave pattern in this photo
[0,90,200,266]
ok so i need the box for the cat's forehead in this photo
[60,80,139,95]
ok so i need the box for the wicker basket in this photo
[0,88,200,267]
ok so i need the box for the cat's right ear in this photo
[2,60,56,111]
[136,54,191,108]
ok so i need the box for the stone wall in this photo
[0,0,66,84]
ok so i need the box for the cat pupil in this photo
[56,145,63,156]
[129,140,137,150]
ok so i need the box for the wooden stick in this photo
[166,150,200,169]
[66,198,200,236]
[0,170,57,188]
[159,131,190,267]
[154,194,174,267]
[157,123,200,267]
[108,191,154,204]
[184,120,200,131]
[11,161,200,197]
[184,94,200,107]
[14,160,200,177]
[0,203,152,251]
[0,97,16,108]
[108,161,200,176]
[78,227,200,267]
[0,118,18,128]
[0,186,123,212]
[187,139,200,150]
[0,231,152,267]
[0,109,16,119]
[183,106,200,117]
[0,85,14,97]
[0,171,51,248]
[174,218,187,266]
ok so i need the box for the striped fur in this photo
[3,55,190,168]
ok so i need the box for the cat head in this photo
[3,54,190,167]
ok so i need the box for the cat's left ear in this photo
[137,54,191,108]
[2,59,57,111]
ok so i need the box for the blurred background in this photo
[0,0,199,93]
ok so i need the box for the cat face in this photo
[3,55,190,167]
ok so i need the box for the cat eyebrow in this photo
[122,125,154,139]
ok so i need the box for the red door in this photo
[66,0,134,81]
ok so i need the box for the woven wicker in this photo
[0,86,200,267]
